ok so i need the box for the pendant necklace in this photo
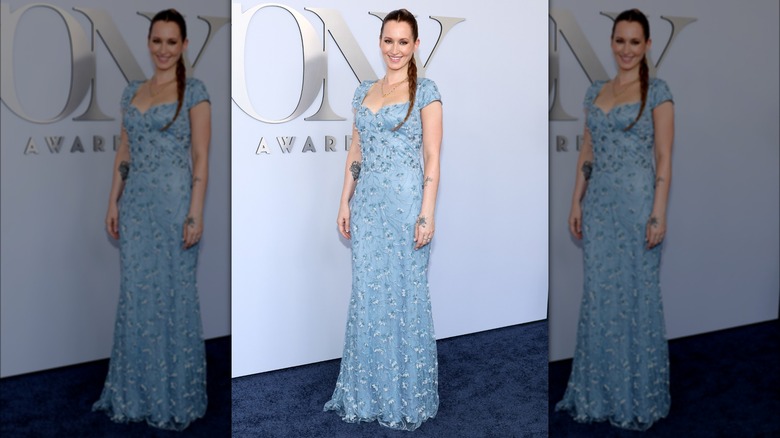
[149,78,176,97]
[612,78,639,98]
[381,77,407,98]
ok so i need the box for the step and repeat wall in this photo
[549,1,780,360]
[0,0,230,377]
[231,1,550,376]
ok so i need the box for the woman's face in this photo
[611,20,651,72]
[148,20,187,72]
[380,20,419,73]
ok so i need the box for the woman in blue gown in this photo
[93,9,211,431]
[556,9,675,431]
[324,8,443,431]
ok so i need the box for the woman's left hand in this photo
[183,214,203,249]
[645,214,666,249]
[414,214,435,250]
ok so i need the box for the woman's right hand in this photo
[568,202,583,240]
[106,202,119,240]
[337,202,351,239]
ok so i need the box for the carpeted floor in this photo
[5,319,774,437]
[0,336,231,438]
[232,321,549,438]
[549,319,780,437]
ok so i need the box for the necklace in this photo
[611,78,639,97]
[381,77,407,97]
[148,78,176,97]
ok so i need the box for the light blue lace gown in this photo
[93,78,210,431]
[556,78,674,431]
[324,78,441,431]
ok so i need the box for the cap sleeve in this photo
[583,80,606,109]
[185,77,210,110]
[649,78,673,109]
[417,78,441,109]
[351,80,374,112]
[120,81,142,112]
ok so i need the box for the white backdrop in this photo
[232,1,549,377]
[0,0,231,377]
[549,1,780,360]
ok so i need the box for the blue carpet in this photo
[549,320,780,437]
[232,321,549,437]
[0,336,231,437]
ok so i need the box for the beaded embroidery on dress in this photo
[93,78,210,431]
[324,78,442,431]
[556,78,674,431]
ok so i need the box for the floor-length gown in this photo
[556,78,674,431]
[324,78,441,431]
[93,78,210,431]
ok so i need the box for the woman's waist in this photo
[361,158,422,174]
[128,159,190,172]
[125,166,191,185]
[591,157,653,173]
[588,167,655,187]
[359,168,423,187]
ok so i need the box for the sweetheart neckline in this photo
[128,100,177,116]
[593,100,641,116]
[360,100,410,116]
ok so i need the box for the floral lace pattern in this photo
[324,79,441,431]
[556,78,674,431]
[93,78,210,431]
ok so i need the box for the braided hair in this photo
[382,9,418,131]
[612,9,650,131]
[149,9,187,131]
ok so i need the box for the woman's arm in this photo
[568,120,594,240]
[646,100,674,249]
[105,125,131,240]
[183,100,211,249]
[337,124,362,239]
[415,100,443,250]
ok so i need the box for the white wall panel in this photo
[549,0,780,360]
[231,1,550,376]
[0,0,231,377]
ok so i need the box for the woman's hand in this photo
[106,202,119,240]
[183,213,203,249]
[337,202,351,239]
[569,202,583,240]
[414,213,434,250]
[646,214,666,249]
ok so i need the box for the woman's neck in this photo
[384,70,407,85]
[152,69,177,84]
[614,69,640,86]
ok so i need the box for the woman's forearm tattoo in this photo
[648,216,659,228]
[118,161,130,181]
[423,176,433,188]
[416,215,427,227]
[349,161,361,181]
[185,216,195,227]
[582,161,593,181]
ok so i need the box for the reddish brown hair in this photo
[382,9,418,131]
[612,9,650,131]
[150,9,187,131]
